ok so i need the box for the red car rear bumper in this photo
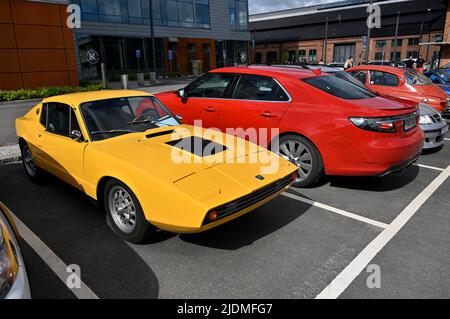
[322,128,425,176]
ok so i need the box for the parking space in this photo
[0,135,449,299]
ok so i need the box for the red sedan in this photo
[347,65,449,113]
[156,66,424,187]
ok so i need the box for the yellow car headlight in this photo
[0,224,19,298]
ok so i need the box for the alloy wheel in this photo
[278,140,313,182]
[108,186,137,234]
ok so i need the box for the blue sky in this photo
[249,0,341,14]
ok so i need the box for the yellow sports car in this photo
[16,90,297,243]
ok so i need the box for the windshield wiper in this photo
[91,129,137,135]
[128,118,157,126]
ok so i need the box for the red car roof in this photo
[210,66,320,79]
[348,65,406,76]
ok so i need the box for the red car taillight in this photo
[349,112,418,133]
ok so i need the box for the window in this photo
[44,103,80,137]
[288,50,296,64]
[434,70,450,84]
[179,0,195,27]
[374,52,384,60]
[303,76,376,100]
[334,71,367,87]
[404,71,432,86]
[229,0,248,30]
[97,0,122,22]
[375,40,386,48]
[407,51,419,59]
[266,51,278,65]
[390,52,401,61]
[298,50,306,62]
[369,71,399,87]
[232,75,289,101]
[187,73,234,98]
[391,39,403,47]
[195,0,210,27]
[255,52,262,64]
[187,43,196,53]
[435,34,443,42]
[308,49,317,64]
[408,38,420,46]
[40,104,47,127]
[81,97,179,141]
[350,71,367,84]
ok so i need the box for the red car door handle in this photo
[260,112,276,118]
[204,106,216,112]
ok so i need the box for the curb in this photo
[0,144,21,165]
[0,98,41,107]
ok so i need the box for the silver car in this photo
[419,104,449,150]
[0,202,31,299]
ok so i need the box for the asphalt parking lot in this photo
[0,135,449,299]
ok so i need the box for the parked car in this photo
[347,65,450,113]
[368,60,395,67]
[0,202,31,299]
[326,62,345,70]
[15,91,298,243]
[423,69,450,95]
[309,66,448,150]
[418,103,449,149]
[156,66,424,187]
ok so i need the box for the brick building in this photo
[250,0,448,67]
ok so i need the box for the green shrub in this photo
[0,84,103,102]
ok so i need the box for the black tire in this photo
[277,134,324,188]
[20,142,44,183]
[104,179,155,243]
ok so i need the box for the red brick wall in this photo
[440,0,450,67]
[0,0,78,90]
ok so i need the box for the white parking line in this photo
[444,138,450,141]
[316,164,450,299]
[10,213,99,299]
[282,192,389,229]
[415,164,445,172]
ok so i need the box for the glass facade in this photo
[73,0,211,28]
[215,40,249,68]
[229,0,248,30]
[78,34,165,80]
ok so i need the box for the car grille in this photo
[202,174,294,225]
[431,114,443,123]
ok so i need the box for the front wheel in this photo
[277,135,323,187]
[104,179,155,243]
[20,142,44,183]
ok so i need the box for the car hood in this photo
[89,125,294,191]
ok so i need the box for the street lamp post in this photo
[323,16,329,64]
[365,0,374,63]
[149,0,157,76]
[393,11,400,64]
[419,9,431,59]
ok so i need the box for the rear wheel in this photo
[277,134,323,187]
[20,142,43,183]
[104,179,155,243]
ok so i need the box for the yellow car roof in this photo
[42,90,152,105]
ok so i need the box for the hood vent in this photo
[146,130,175,139]
[167,136,228,157]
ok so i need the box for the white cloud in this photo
[249,0,341,14]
